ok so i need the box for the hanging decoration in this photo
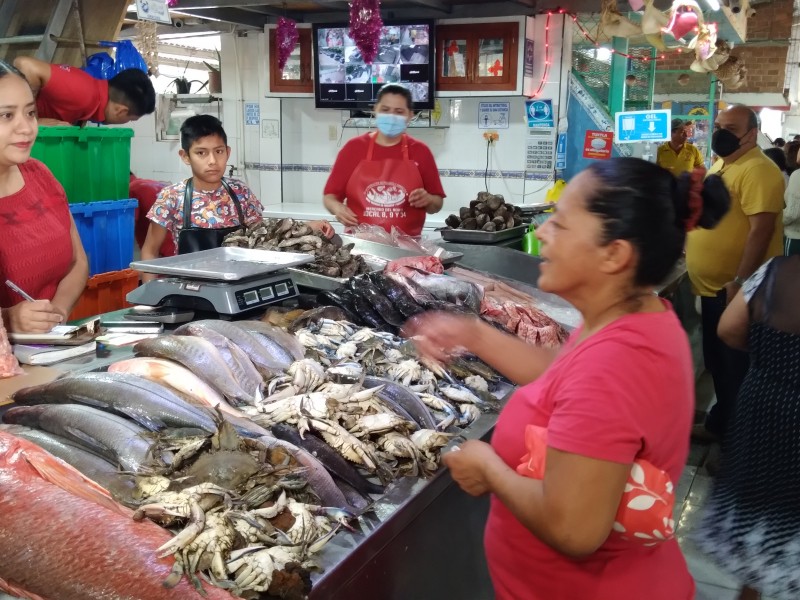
[715,54,747,89]
[662,0,704,41]
[641,0,670,50]
[598,0,642,40]
[276,17,300,72]
[570,12,667,62]
[530,11,552,98]
[349,0,382,64]
[691,38,730,72]
[136,19,159,76]
[166,0,179,6]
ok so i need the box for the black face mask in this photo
[712,128,748,158]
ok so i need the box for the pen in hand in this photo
[5,280,35,302]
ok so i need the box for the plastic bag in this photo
[545,179,567,204]
[83,40,148,80]
[346,224,395,245]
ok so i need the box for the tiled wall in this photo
[131,14,572,212]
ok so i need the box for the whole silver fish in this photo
[0,424,133,498]
[134,335,253,405]
[13,372,218,433]
[177,320,282,376]
[363,376,438,430]
[2,404,163,472]
[174,324,264,399]
[230,321,305,369]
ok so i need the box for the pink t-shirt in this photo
[486,306,695,600]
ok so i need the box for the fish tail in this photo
[20,438,133,518]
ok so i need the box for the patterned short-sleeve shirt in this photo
[146,179,264,245]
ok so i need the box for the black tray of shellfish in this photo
[439,223,529,244]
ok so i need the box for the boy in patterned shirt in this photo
[141,115,330,282]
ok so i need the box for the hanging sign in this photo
[583,130,613,160]
[614,109,671,144]
[135,0,172,25]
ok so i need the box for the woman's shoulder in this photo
[20,158,58,181]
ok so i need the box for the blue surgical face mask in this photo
[375,113,407,137]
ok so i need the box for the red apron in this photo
[344,133,426,236]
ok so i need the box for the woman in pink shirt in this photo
[407,158,730,600]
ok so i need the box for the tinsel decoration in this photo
[349,0,382,65]
[136,20,159,76]
[276,17,300,72]
[167,0,179,7]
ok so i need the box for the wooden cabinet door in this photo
[270,28,313,93]
[436,22,518,92]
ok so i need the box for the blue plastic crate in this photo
[70,199,138,276]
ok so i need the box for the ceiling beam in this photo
[508,0,536,9]
[167,0,281,8]
[118,23,234,38]
[158,43,218,60]
[405,0,453,13]
[171,7,280,27]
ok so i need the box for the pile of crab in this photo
[241,319,504,483]
[133,419,353,599]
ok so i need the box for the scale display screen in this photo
[275,283,289,296]
[243,290,259,305]
[260,287,274,300]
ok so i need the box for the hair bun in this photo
[674,171,730,232]
[697,174,730,230]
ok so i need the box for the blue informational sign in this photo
[614,109,671,144]
[245,102,260,126]
[555,132,567,170]
[526,99,554,129]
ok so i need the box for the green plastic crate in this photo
[30,126,133,203]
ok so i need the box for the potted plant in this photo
[204,50,221,94]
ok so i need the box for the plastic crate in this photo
[70,199,138,276]
[30,126,133,203]
[69,269,139,321]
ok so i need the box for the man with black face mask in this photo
[686,105,784,446]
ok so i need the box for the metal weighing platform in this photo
[128,248,315,317]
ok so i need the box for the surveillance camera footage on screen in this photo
[313,22,435,110]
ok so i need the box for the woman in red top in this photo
[407,158,730,600]
[0,61,88,333]
[322,83,445,236]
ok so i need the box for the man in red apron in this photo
[323,84,445,237]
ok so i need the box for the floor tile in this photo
[677,473,714,536]
[673,465,696,524]
[680,537,740,590]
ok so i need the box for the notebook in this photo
[8,318,101,345]
[13,341,97,366]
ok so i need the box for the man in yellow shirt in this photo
[686,105,784,442]
[656,119,705,175]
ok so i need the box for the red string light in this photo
[531,11,552,98]
[568,11,664,62]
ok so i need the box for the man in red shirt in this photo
[13,56,155,126]
[129,173,175,258]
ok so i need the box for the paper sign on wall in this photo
[555,132,567,170]
[526,99,554,129]
[478,102,510,129]
[583,130,613,160]
[135,0,172,25]
[526,129,556,174]
[245,103,260,126]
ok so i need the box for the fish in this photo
[263,307,307,329]
[0,424,132,499]
[316,290,360,317]
[175,320,283,376]
[0,432,234,600]
[2,404,165,472]
[333,478,371,512]
[271,423,384,496]
[230,321,305,367]
[13,372,219,433]
[404,269,483,313]
[363,376,438,430]
[256,436,353,511]
[383,272,440,309]
[372,273,425,319]
[134,335,253,405]
[350,278,405,327]
[174,324,264,397]
[343,286,389,330]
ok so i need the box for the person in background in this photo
[783,148,800,256]
[773,137,785,148]
[141,115,332,282]
[13,56,155,126]
[129,173,174,258]
[784,141,800,175]
[687,105,784,444]
[696,255,800,600]
[323,83,445,236]
[0,61,88,332]
[656,119,705,175]
[764,147,790,188]
[406,158,729,600]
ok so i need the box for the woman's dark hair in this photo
[375,83,413,111]
[180,114,227,152]
[785,141,800,173]
[764,147,788,173]
[585,158,730,287]
[109,68,156,117]
[0,59,28,84]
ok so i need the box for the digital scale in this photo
[127,247,315,318]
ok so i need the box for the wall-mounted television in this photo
[312,21,435,111]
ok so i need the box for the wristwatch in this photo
[733,275,746,287]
